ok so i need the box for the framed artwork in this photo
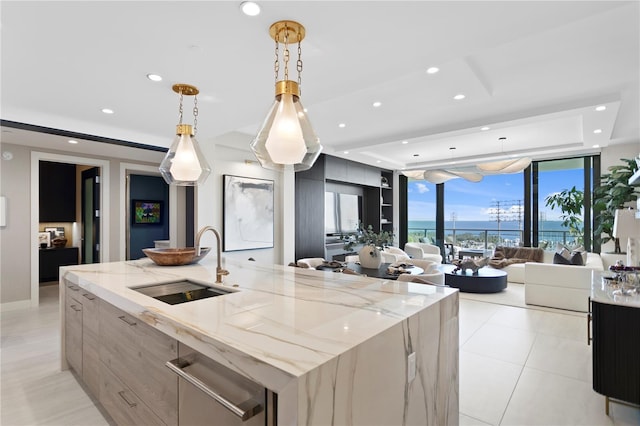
[223,175,274,251]
[132,200,163,225]
[38,231,51,248]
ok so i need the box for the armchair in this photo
[404,242,443,264]
[382,246,411,263]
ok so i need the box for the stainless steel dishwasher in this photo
[166,343,276,425]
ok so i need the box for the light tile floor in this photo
[459,297,640,426]
[1,285,639,425]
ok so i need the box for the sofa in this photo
[489,246,604,312]
[524,251,603,312]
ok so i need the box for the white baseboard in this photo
[0,299,32,312]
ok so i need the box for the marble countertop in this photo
[591,270,640,308]
[61,256,457,392]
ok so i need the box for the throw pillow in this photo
[570,252,584,266]
[553,252,572,265]
[570,246,588,265]
[555,243,571,261]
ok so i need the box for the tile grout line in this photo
[497,330,539,426]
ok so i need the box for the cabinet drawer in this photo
[100,300,177,425]
[100,362,166,426]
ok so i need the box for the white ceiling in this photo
[1,1,638,170]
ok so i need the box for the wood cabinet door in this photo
[64,291,83,374]
[80,290,100,397]
[100,300,178,425]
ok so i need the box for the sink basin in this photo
[131,280,233,305]
[142,247,211,266]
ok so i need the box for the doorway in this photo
[81,167,100,264]
[31,152,110,307]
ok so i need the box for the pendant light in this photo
[250,20,322,172]
[159,84,211,186]
[477,137,531,174]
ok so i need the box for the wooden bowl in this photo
[142,247,211,266]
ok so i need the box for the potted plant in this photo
[544,186,584,246]
[344,223,395,269]
[594,157,639,253]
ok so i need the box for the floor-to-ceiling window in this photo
[404,155,599,255]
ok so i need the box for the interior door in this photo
[82,167,100,263]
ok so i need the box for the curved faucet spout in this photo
[195,226,229,284]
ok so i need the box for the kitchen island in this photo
[60,256,459,425]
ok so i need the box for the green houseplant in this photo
[544,186,584,246]
[594,157,639,253]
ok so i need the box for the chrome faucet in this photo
[195,226,229,284]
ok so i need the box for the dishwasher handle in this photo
[165,358,264,421]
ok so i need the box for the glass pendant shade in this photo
[160,124,211,186]
[251,82,322,172]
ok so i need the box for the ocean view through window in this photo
[407,160,590,254]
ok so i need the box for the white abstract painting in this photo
[223,175,274,251]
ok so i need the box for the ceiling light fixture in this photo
[402,140,408,144]
[593,129,602,134]
[338,123,346,128]
[68,140,78,144]
[595,105,606,111]
[159,84,211,186]
[250,20,322,171]
[372,101,382,108]
[426,67,439,74]
[101,108,114,114]
[240,1,261,16]
[453,94,465,100]
[147,73,162,82]
[481,126,490,131]
[476,137,531,174]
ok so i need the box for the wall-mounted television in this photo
[325,192,361,235]
[132,200,163,225]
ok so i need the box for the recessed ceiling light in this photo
[68,140,78,144]
[593,129,602,134]
[453,94,465,100]
[101,108,114,114]
[401,140,408,144]
[343,151,349,154]
[593,144,600,148]
[338,123,346,128]
[372,101,382,108]
[146,73,162,82]
[376,160,381,163]
[426,67,439,74]
[481,126,490,131]
[240,1,261,16]
[595,105,606,112]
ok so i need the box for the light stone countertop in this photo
[61,256,458,394]
[591,270,640,308]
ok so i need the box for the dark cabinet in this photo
[591,299,640,413]
[39,247,79,282]
[40,161,77,222]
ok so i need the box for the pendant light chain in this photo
[273,38,279,82]
[192,94,199,135]
[297,34,303,95]
[177,90,184,125]
[283,26,290,82]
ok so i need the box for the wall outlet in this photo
[407,352,416,383]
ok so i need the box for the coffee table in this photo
[343,262,424,280]
[439,264,507,293]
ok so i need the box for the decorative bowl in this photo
[52,238,68,248]
[142,247,211,266]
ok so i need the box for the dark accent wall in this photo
[129,175,169,259]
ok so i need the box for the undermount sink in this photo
[142,247,211,266]
[131,280,233,305]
